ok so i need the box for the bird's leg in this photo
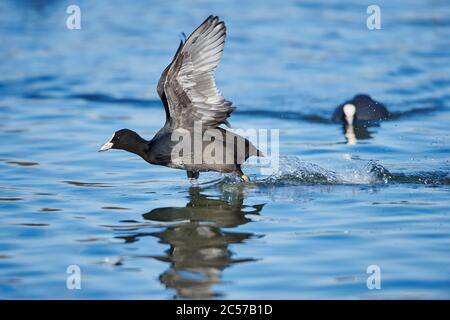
[186,170,199,185]
[236,167,250,182]
[188,178,199,185]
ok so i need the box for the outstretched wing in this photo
[157,40,183,123]
[160,15,235,129]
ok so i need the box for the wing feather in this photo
[161,16,235,129]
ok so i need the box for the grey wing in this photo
[157,40,184,123]
[164,15,235,129]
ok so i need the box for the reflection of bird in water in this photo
[332,94,389,144]
[343,122,376,145]
[143,187,264,299]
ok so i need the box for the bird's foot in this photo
[188,178,199,185]
[240,174,258,189]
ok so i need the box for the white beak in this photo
[343,103,356,125]
[99,134,114,152]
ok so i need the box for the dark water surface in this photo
[1,0,450,299]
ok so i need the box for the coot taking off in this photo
[332,94,389,125]
[100,16,262,183]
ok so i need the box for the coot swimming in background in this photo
[332,94,389,125]
[99,16,262,183]
[332,94,389,144]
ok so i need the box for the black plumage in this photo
[332,94,389,124]
[100,16,262,182]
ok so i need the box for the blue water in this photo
[1,0,450,299]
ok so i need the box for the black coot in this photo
[332,94,389,125]
[99,16,262,183]
[332,94,389,144]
